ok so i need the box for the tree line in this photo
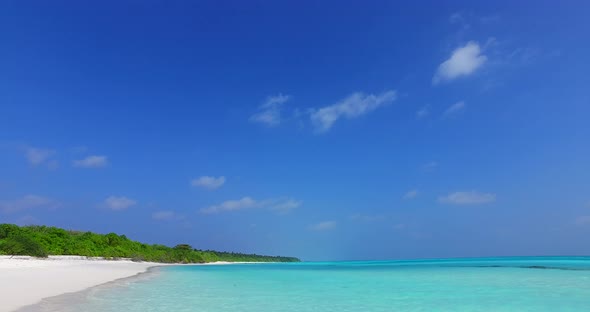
[0,224,300,263]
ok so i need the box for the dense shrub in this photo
[0,224,299,263]
[0,224,21,239]
[0,234,48,257]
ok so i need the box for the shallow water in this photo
[26,257,590,311]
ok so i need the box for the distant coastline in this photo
[0,222,298,312]
[0,224,300,264]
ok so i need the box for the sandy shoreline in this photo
[0,256,255,312]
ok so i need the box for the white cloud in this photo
[24,147,55,166]
[73,155,108,168]
[191,176,226,190]
[104,196,136,211]
[416,106,430,118]
[152,210,184,221]
[443,101,466,117]
[310,90,396,132]
[404,190,419,199]
[201,197,257,214]
[250,93,291,126]
[200,197,301,214]
[0,195,60,214]
[309,221,337,231]
[438,191,496,205]
[433,41,487,84]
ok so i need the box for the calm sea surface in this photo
[27,257,590,311]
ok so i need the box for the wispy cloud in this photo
[310,90,396,133]
[416,105,430,119]
[480,15,501,24]
[449,12,470,29]
[24,147,55,167]
[393,223,406,231]
[200,197,301,214]
[450,11,501,27]
[449,12,464,24]
[309,221,337,231]
[350,214,385,222]
[575,216,590,226]
[15,214,41,226]
[250,94,291,126]
[46,160,59,170]
[103,196,136,211]
[200,197,257,214]
[433,41,487,84]
[403,189,419,199]
[0,195,61,214]
[70,146,89,154]
[421,161,438,172]
[443,101,466,117]
[438,191,496,205]
[267,198,302,214]
[191,176,226,190]
[506,46,542,66]
[73,155,108,168]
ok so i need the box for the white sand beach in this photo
[0,256,265,312]
[0,256,159,312]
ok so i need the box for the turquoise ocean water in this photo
[26,257,590,311]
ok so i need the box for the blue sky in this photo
[1,1,589,261]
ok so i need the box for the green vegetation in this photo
[0,224,300,263]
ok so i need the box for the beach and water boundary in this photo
[4,256,590,311]
[15,265,164,312]
[0,256,262,312]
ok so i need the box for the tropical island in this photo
[0,223,300,263]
